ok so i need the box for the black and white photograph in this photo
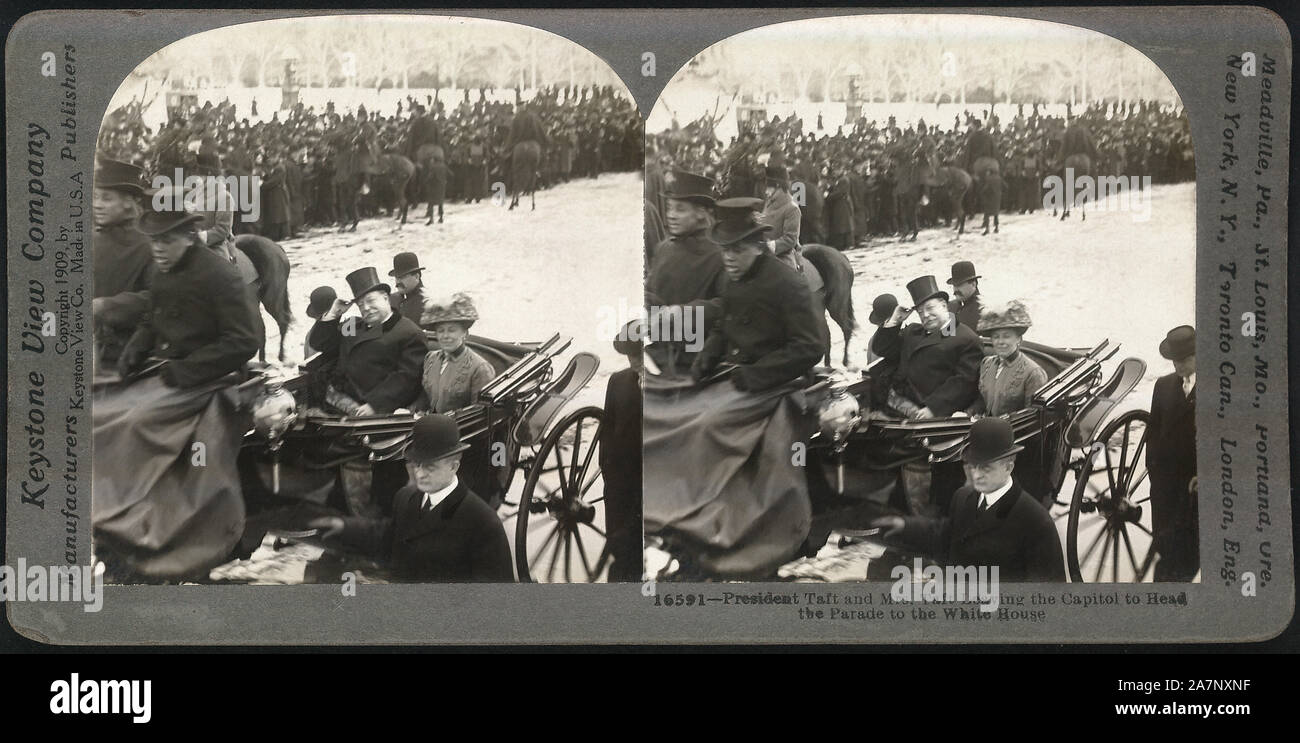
[642,14,1199,584]
[89,14,644,586]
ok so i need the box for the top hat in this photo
[977,300,1033,336]
[95,158,148,196]
[306,286,338,320]
[663,169,716,207]
[1158,325,1196,361]
[388,251,424,277]
[962,417,1024,465]
[946,260,981,285]
[905,275,948,306]
[710,196,770,246]
[138,206,204,237]
[404,414,470,463]
[344,267,391,300]
[764,164,790,188]
[869,293,899,325]
[421,292,479,329]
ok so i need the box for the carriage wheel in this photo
[1066,410,1155,582]
[514,406,610,583]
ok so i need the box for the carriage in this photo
[238,331,611,583]
[650,338,1156,584]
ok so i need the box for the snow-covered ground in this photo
[836,182,1197,416]
[260,170,644,411]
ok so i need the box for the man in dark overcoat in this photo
[870,275,983,419]
[308,266,427,417]
[118,210,260,388]
[92,158,155,367]
[946,260,985,331]
[312,414,514,582]
[692,198,824,393]
[387,252,428,327]
[874,417,1067,582]
[1147,326,1199,581]
[962,118,996,173]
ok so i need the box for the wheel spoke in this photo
[572,528,595,581]
[579,465,603,498]
[1119,524,1141,579]
[1103,446,1118,500]
[1131,521,1153,537]
[1118,422,1132,480]
[569,425,584,492]
[580,521,607,539]
[1080,520,1108,568]
[545,524,565,583]
[563,526,572,582]
[1092,527,1113,583]
[529,522,561,565]
[551,445,570,500]
[578,424,602,480]
[1112,525,1120,582]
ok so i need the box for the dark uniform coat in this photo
[899,480,1066,582]
[695,251,824,392]
[337,480,514,582]
[389,284,427,327]
[825,175,855,248]
[307,311,427,414]
[948,292,984,332]
[1146,373,1198,580]
[93,223,156,364]
[964,129,997,171]
[870,320,983,416]
[120,243,260,389]
[646,229,728,321]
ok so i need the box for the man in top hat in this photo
[692,197,823,393]
[645,170,727,374]
[1147,325,1199,581]
[309,267,428,417]
[872,275,983,420]
[310,414,514,582]
[118,206,261,388]
[93,158,156,367]
[387,252,428,326]
[873,417,1066,582]
[946,260,985,331]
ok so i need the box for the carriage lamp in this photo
[817,385,862,494]
[250,382,299,494]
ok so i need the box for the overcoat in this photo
[308,311,428,414]
[899,481,1066,582]
[418,346,496,413]
[1146,372,1199,579]
[870,321,983,417]
[93,223,156,364]
[337,481,514,582]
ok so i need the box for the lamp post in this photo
[280,45,300,111]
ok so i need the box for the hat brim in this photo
[869,309,894,325]
[962,443,1024,465]
[404,440,471,463]
[978,324,1029,336]
[945,274,981,285]
[98,182,147,197]
[710,223,771,246]
[138,212,205,237]
[387,267,424,277]
[665,193,716,207]
[1159,339,1195,361]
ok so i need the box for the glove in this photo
[118,340,148,378]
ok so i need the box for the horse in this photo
[413,143,448,225]
[800,244,858,367]
[509,140,541,211]
[1056,153,1092,221]
[967,156,1003,235]
[365,151,417,227]
[233,234,293,364]
[917,165,974,236]
[891,148,931,241]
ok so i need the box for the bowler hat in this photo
[946,260,981,285]
[710,196,770,246]
[421,292,479,329]
[404,414,470,463]
[1158,325,1196,361]
[306,286,337,320]
[663,169,716,207]
[764,164,790,188]
[95,158,147,196]
[869,293,899,325]
[388,251,423,277]
[905,275,948,306]
[962,417,1023,465]
[613,318,645,357]
[345,267,390,300]
[138,206,204,237]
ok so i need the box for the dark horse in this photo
[335,141,416,231]
[233,234,292,363]
[894,149,973,239]
[800,244,858,366]
[970,155,1002,235]
[509,140,541,211]
[1054,153,1092,221]
[413,143,448,225]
